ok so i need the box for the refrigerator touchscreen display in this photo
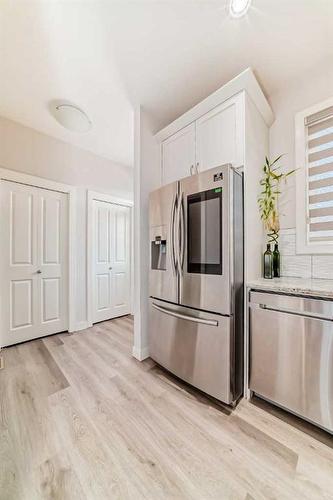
[187,188,222,274]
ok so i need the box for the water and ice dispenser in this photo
[151,234,166,271]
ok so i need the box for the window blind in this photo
[306,106,333,243]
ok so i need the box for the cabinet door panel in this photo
[162,123,195,185]
[196,96,242,171]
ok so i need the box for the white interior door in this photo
[0,180,68,347]
[93,200,131,323]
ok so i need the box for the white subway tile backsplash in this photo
[263,227,333,279]
[312,256,333,279]
[279,228,296,235]
[281,255,312,278]
[279,230,296,256]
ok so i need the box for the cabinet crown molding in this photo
[155,68,274,143]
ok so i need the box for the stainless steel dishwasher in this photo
[249,291,333,433]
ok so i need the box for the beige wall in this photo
[132,107,160,360]
[0,115,133,198]
[269,62,333,279]
[269,62,333,231]
[0,116,133,327]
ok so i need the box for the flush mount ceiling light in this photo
[51,102,92,133]
[229,0,252,18]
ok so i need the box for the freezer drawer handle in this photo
[152,302,218,326]
[255,303,333,322]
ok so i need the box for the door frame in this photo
[87,190,133,326]
[0,167,77,345]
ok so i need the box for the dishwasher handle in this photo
[152,302,218,327]
[252,302,333,322]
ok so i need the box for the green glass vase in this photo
[273,243,280,278]
[263,244,273,279]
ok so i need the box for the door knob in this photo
[109,267,112,270]
[36,270,42,274]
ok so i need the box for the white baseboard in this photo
[70,320,92,333]
[132,345,150,361]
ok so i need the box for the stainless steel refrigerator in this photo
[148,164,244,405]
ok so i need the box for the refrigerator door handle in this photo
[170,192,178,275]
[178,191,185,273]
[152,302,219,327]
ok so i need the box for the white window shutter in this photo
[306,107,333,243]
[295,97,333,254]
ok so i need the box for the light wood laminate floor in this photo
[1,315,333,499]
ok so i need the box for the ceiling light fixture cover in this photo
[229,0,252,18]
[51,102,92,133]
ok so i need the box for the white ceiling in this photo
[0,2,134,166]
[1,1,333,166]
[107,0,333,131]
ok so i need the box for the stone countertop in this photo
[247,277,333,299]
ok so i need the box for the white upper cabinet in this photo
[161,123,195,185]
[160,94,244,185]
[196,96,243,172]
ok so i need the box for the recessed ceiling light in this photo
[229,0,252,18]
[50,102,92,133]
